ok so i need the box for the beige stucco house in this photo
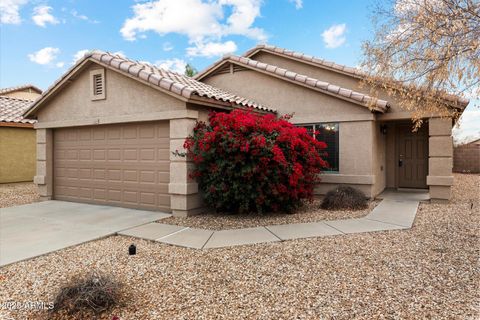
[23,51,272,216]
[0,84,42,101]
[0,85,41,183]
[23,46,468,216]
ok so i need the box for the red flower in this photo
[272,145,287,166]
[182,109,327,213]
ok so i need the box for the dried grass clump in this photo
[321,186,368,210]
[51,273,122,315]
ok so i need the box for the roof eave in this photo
[23,55,267,119]
[0,122,35,128]
[24,55,198,118]
[204,58,388,113]
[23,55,95,118]
[244,46,366,80]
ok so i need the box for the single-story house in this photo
[453,138,480,173]
[23,51,272,216]
[0,84,42,100]
[0,85,41,183]
[23,46,468,216]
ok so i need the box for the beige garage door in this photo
[53,121,170,212]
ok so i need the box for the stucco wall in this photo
[0,127,36,183]
[428,118,454,200]
[338,121,374,176]
[372,122,387,196]
[36,63,185,123]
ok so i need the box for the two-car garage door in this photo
[53,121,171,212]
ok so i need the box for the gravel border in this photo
[0,182,39,208]
[1,174,478,319]
[160,200,379,230]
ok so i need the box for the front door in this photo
[397,124,428,188]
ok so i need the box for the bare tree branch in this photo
[361,0,480,126]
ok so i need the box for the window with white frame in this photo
[301,123,339,172]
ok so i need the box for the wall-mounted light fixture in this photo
[380,124,388,135]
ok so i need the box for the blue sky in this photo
[1,0,478,142]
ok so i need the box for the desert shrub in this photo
[51,273,122,315]
[182,109,328,213]
[321,186,368,210]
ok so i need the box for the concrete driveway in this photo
[0,201,169,266]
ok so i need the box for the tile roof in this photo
[197,55,390,112]
[244,44,469,108]
[244,44,369,79]
[0,84,42,97]
[0,96,36,124]
[25,51,274,117]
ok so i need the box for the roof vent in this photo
[90,69,105,100]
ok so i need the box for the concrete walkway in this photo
[0,201,169,266]
[0,191,425,266]
[119,191,425,249]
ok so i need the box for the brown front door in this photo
[397,124,428,189]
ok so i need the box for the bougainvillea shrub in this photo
[182,109,328,214]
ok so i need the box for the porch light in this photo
[380,124,387,135]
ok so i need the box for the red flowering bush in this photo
[183,109,328,213]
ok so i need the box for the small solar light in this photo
[128,244,136,255]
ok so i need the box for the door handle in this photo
[398,159,403,167]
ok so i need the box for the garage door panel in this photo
[55,159,169,168]
[78,168,92,179]
[54,121,171,212]
[123,170,138,182]
[158,172,170,183]
[157,125,169,137]
[93,189,107,200]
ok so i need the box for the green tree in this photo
[184,63,198,77]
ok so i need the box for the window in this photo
[302,123,339,172]
[90,69,105,100]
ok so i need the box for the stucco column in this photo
[169,118,204,217]
[33,128,53,200]
[427,118,454,201]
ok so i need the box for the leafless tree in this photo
[362,0,479,128]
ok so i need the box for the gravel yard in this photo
[0,174,478,319]
[160,200,379,230]
[0,182,39,208]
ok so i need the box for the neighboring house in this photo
[453,139,480,173]
[0,85,41,183]
[23,46,467,216]
[0,84,42,101]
